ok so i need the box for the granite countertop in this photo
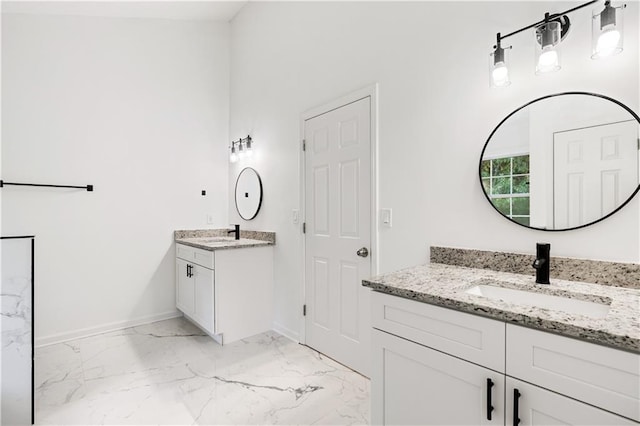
[362,263,640,353]
[176,236,273,251]
[174,229,275,251]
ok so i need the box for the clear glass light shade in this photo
[229,146,238,163]
[489,46,511,88]
[245,139,253,157]
[592,2,624,59]
[535,21,561,75]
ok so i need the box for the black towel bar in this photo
[0,180,93,191]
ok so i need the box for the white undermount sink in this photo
[194,237,235,243]
[466,284,610,318]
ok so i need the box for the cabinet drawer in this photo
[176,243,214,269]
[372,291,505,372]
[506,324,640,422]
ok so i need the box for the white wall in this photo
[2,13,230,344]
[228,1,639,340]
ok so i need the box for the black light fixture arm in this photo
[0,180,93,191]
[496,0,598,43]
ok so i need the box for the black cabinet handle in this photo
[187,264,192,278]
[513,388,521,426]
[486,378,494,420]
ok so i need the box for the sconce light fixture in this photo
[230,135,253,163]
[490,0,625,88]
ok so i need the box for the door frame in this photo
[298,84,379,344]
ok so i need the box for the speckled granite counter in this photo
[175,229,275,251]
[431,246,640,289]
[362,263,640,353]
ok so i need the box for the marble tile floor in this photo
[35,317,370,425]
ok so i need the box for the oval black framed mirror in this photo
[479,92,640,231]
[235,167,263,220]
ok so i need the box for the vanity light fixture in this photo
[229,135,253,163]
[489,0,625,87]
[592,1,626,59]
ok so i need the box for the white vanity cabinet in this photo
[176,243,273,344]
[371,291,640,425]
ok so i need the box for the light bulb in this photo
[537,48,559,73]
[596,28,621,57]
[230,151,238,163]
[492,63,510,87]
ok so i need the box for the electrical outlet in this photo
[206,214,214,224]
[292,209,300,224]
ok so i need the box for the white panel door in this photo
[304,96,371,376]
[506,378,637,426]
[554,120,638,228]
[372,329,505,425]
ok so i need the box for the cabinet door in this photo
[372,329,504,425]
[193,264,214,334]
[506,378,637,426]
[176,258,195,316]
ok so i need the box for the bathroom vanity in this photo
[174,229,275,345]
[364,252,640,425]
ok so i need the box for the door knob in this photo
[357,247,369,258]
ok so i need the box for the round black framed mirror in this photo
[235,167,263,221]
[479,92,640,231]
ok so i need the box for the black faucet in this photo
[532,243,551,284]
[228,224,240,240]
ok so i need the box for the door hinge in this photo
[302,222,306,233]
[303,304,307,316]
[637,137,639,150]
[302,139,306,151]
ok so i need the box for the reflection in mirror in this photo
[235,167,263,220]
[480,93,640,231]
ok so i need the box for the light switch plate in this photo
[206,214,214,224]
[380,209,392,227]
[292,209,300,224]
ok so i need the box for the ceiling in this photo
[1,0,248,22]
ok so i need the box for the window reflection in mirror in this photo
[481,155,530,226]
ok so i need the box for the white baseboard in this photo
[272,321,300,343]
[35,310,183,348]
